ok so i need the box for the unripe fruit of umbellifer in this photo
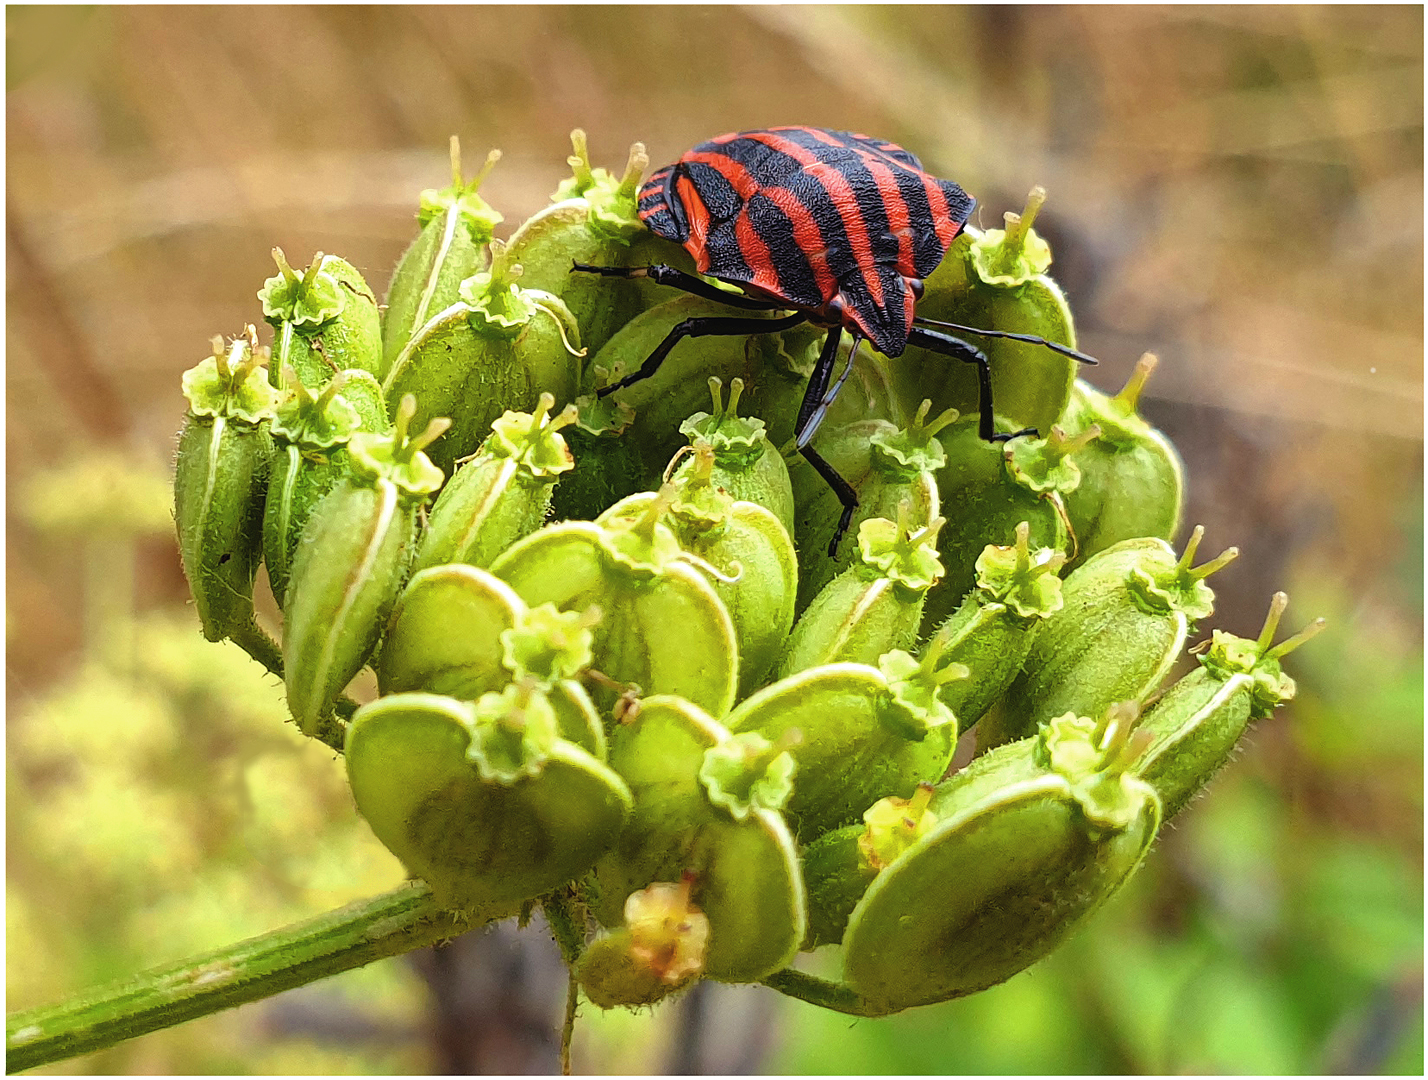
[1136,591,1324,820]
[282,396,447,736]
[1060,353,1185,568]
[382,137,503,376]
[838,706,1160,1014]
[781,509,945,676]
[174,330,280,643]
[892,188,1078,437]
[986,527,1238,749]
[412,393,577,573]
[258,249,383,389]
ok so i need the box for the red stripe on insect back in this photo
[921,175,959,246]
[851,148,916,277]
[734,212,781,295]
[743,130,885,306]
[686,149,838,299]
[676,173,713,271]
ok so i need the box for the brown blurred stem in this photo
[5,882,493,1073]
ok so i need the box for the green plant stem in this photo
[5,882,493,1073]
[761,967,885,1017]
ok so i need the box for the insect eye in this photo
[906,277,925,301]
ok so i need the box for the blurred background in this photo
[7,5,1422,1074]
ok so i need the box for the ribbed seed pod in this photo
[600,443,797,698]
[282,396,447,736]
[1136,592,1324,819]
[893,188,1078,436]
[174,331,280,643]
[673,377,796,539]
[781,508,945,676]
[925,521,1066,733]
[792,399,953,607]
[262,369,369,609]
[589,696,805,984]
[837,707,1160,1014]
[345,688,631,912]
[582,294,816,497]
[725,649,963,841]
[258,249,382,388]
[382,239,585,476]
[924,420,1095,631]
[382,137,503,376]
[1061,353,1185,567]
[413,393,577,573]
[491,487,740,719]
[988,527,1239,748]
[509,130,694,356]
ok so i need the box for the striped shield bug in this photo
[573,126,1098,554]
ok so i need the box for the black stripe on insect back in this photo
[891,167,958,279]
[727,137,868,291]
[744,191,825,308]
[780,127,926,172]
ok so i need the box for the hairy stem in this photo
[6,882,495,1072]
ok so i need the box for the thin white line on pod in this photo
[305,478,399,729]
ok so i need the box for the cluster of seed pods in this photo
[173,132,1321,1016]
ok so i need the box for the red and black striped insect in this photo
[574,126,1095,554]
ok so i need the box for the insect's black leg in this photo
[911,316,1099,366]
[801,443,860,558]
[793,325,843,439]
[906,326,1037,443]
[571,263,786,311]
[795,333,863,450]
[789,327,861,556]
[597,312,807,397]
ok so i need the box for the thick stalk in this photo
[6,882,493,1073]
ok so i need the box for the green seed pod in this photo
[725,649,963,841]
[577,876,711,1009]
[491,488,739,719]
[376,564,606,760]
[262,369,365,608]
[382,240,585,476]
[602,443,798,697]
[674,377,797,539]
[792,399,953,608]
[587,294,816,492]
[547,386,643,523]
[413,394,577,573]
[1136,592,1324,820]
[893,189,1078,435]
[344,688,631,912]
[591,696,805,983]
[283,397,447,736]
[377,563,524,698]
[781,509,945,676]
[258,248,383,388]
[925,521,1067,732]
[923,420,1094,631]
[989,527,1239,749]
[382,138,503,376]
[838,707,1160,1014]
[175,331,281,642]
[1061,353,1185,567]
[509,131,694,356]
[802,783,936,947]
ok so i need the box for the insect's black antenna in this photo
[910,317,1100,366]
